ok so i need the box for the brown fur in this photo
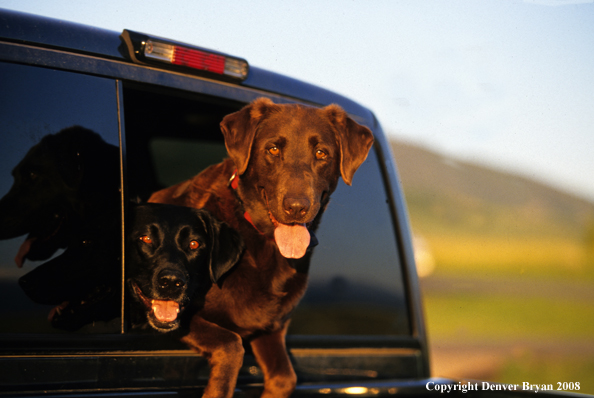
[149,98,373,398]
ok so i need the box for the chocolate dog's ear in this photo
[324,104,374,185]
[198,210,245,284]
[220,97,280,175]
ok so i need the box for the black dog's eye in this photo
[140,235,153,245]
[189,240,200,250]
[315,149,328,160]
[268,146,280,157]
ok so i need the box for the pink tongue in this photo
[15,237,36,268]
[152,300,179,323]
[274,223,310,259]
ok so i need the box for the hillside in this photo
[391,140,594,239]
[389,140,594,271]
[390,140,594,390]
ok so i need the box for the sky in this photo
[2,0,593,201]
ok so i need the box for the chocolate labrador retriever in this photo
[149,98,374,398]
[126,203,244,332]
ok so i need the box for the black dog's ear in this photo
[220,97,281,175]
[198,210,245,284]
[323,104,374,185]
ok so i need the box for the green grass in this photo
[424,293,594,343]
[424,233,588,273]
[423,281,594,394]
[498,353,594,395]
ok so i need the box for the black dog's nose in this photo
[283,197,310,217]
[157,270,186,296]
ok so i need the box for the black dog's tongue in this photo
[274,223,310,259]
[152,299,179,323]
[15,237,36,268]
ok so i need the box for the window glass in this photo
[0,62,121,334]
[123,84,409,337]
[289,149,411,335]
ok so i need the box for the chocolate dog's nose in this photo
[157,270,186,296]
[283,197,310,217]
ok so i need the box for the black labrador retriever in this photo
[0,126,120,266]
[0,126,121,330]
[126,203,244,332]
[18,213,121,331]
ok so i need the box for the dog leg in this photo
[250,322,296,398]
[181,317,244,398]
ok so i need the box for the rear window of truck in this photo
[122,83,411,337]
[0,62,410,339]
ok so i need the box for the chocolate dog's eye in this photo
[268,146,280,157]
[315,150,328,160]
[140,235,152,244]
[189,240,200,250]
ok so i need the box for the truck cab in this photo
[0,7,434,396]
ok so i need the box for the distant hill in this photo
[389,140,594,271]
[390,140,594,240]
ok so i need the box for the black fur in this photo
[126,203,244,332]
[0,126,121,331]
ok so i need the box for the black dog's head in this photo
[221,98,374,259]
[0,126,119,266]
[126,203,244,332]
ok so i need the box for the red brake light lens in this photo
[121,30,249,81]
[172,46,226,74]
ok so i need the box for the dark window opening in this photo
[123,84,240,201]
[122,84,410,337]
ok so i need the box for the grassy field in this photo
[418,232,594,394]
[391,139,594,392]
[427,234,588,272]
[424,293,594,342]
[423,283,594,394]
[499,353,594,393]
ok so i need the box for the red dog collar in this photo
[228,170,265,235]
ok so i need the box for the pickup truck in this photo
[0,8,586,398]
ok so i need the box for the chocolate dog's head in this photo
[221,98,374,259]
[126,203,244,332]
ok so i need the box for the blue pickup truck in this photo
[0,8,585,398]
